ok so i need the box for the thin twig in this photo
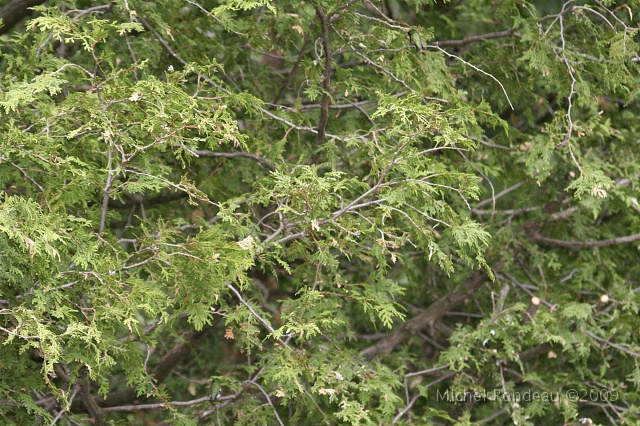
[99,149,115,233]
[427,45,514,110]
[184,0,245,36]
[475,182,522,208]
[457,149,495,213]
[433,29,520,47]
[584,330,640,358]
[68,4,112,21]
[102,396,211,412]
[533,231,640,249]
[471,206,539,216]
[558,10,584,174]
[405,364,451,378]
[227,283,292,350]
[500,271,554,309]
[392,393,419,424]
[246,380,286,426]
[141,16,345,143]
[193,149,274,170]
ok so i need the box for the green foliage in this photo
[0,0,639,424]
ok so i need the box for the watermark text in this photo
[436,388,619,404]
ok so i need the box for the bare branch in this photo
[101,396,211,412]
[541,1,576,34]
[533,231,640,249]
[273,38,309,104]
[227,283,292,350]
[521,296,541,324]
[471,206,540,216]
[360,270,491,360]
[558,9,584,174]
[77,378,104,425]
[500,271,554,309]
[99,149,116,234]
[349,47,414,92]
[395,371,456,424]
[141,16,345,144]
[427,44,514,110]
[584,330,640,358]
[433,29,520,48]
[392,393,419,424]
[184,0,245,36]
[193,149,274,171]
[246,380,286,426]
[405,363,451,378]
[314,5,334,149]
[68,4,112,22]
[475,182,522,208]
[78,330,209,411]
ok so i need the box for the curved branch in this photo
[427,44,514,110]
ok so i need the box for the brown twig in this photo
[77,378,104,425]
[68,329,208,414]
[521,296,541,324]
[360,270,490,360]
[273,38,309,105]
[314,5,333,149]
